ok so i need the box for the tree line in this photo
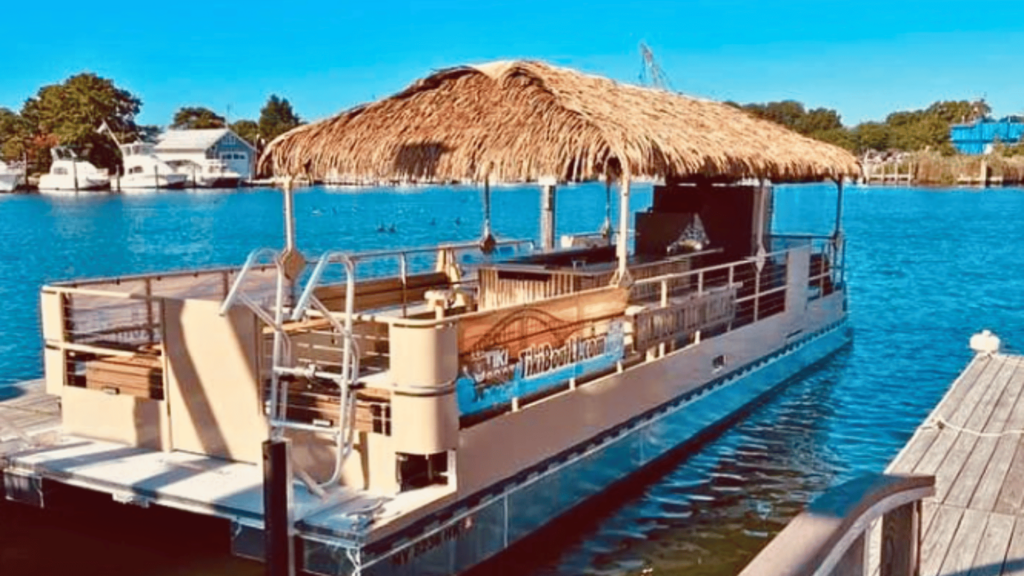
[0,73,303,173]
[730,98,998,155]
[0,72,1015,173]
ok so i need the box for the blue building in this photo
[950,118,1024,154]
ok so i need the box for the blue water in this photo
[1,184,1022,575]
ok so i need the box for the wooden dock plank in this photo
[867,354,1024,576]
[1001,517,1024,575]
[0,381,60,442]
[936,508,988,576]
[945,361,1024,507]
[972,365,1024,512]
[936,356,995,421]
[931,359,1016,503]
[920,504,965,576]
[994,439,1024,516]
[913,358,1004,477]
[966,512,1014,576]
[890,357,990,474]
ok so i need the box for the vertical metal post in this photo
[263,438,295,576]
[540,179,557,251]
[615,174,632,285]
[834,179,845,238]
[834,179,845,289]
[754,265,761,321]
[480,179,496,254]
[399,252,409,317]
[600,176,613,237]
[483,180,492,237]
[283,178,296,252]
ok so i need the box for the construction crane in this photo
[639,42,674,92]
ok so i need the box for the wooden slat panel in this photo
[1000,517,1024,575]
[82,354,163,399]
[920,504,964,576]
[270,380,390,434]
[933,508,987,576]
[315,272,450,312]
[994,440,1024,515]
[967,512,1014,576]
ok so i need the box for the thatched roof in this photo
[260,60,859,184]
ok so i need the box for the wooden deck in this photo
[0,380,59,445]
[883,353,1024,575]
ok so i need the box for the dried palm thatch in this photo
[260,60,859,184]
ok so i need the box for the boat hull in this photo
[289,317,852,576]
[195,176,242,188]
[0,173,23,192]
[37,176,110,191]
[117,173,189,190]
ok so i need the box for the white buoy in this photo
[970,330,1001,355]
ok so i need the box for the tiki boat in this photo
[1,61,859,575]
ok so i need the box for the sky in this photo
[3,0,1024,128]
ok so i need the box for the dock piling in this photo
[263,438,295,576]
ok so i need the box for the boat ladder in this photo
[220,247,361,492]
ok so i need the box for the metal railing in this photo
[631,248,790,337]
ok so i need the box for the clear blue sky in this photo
[3,0,1023,128]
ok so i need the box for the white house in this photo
[154,129,257,182]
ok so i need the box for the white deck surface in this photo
[0,383,453,546]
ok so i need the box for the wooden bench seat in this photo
[81,354,163,400]
[314,271,451,313]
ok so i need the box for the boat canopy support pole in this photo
[480,179,496,254]
[284,177,296,252]
[540,178,557,251]
[614,174,632,285]
[834,178,846,287]
[834,178,845,238]
[600,176,613,237]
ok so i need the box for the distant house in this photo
[950,118,1024,155]
[154,129,256,181]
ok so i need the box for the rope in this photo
[922,415,1024,438]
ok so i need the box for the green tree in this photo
[852,122,890,151]
[0,108,29,161]
[796,107,843,134]
[258,95,302,142]
[739,100,855,150]
[171,107,226,130]
[20,73,141,172]
[230,119,260,147]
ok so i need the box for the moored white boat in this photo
[0,160,26,192]
[37,147,110,191]
[117,142,188,191]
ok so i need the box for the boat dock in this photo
[885,348,1024,575]
[740,336,1024,576]
[0,380,59,446]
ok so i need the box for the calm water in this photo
[1,183,1023,575]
